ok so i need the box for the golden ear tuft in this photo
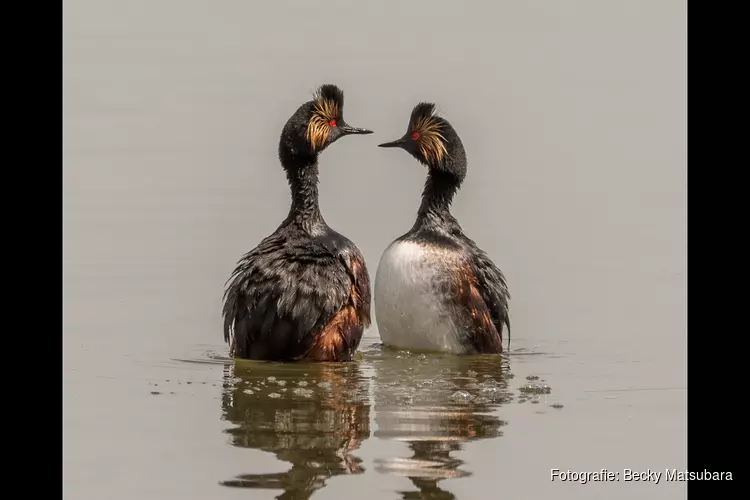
[306,98,340,150]
[412,114,448,164]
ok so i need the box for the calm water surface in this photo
[63,333,686,499]
[63,0,686,498]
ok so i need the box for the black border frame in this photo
[686,0,740,494]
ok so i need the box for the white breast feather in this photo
[373,240,467,354]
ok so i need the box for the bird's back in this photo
[223,224,354,360]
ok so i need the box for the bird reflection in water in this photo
[219,359,371,500]
[369,347,512,500]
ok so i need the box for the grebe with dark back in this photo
[222,84,374,362]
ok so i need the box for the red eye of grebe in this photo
[329,119,337,126]
[411,131,420,140]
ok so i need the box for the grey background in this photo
[63,0,687,498]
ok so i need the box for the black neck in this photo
[416,169,461,224]
[283,154,324,228]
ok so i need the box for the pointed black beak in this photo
[339,124,373,136]
[377,138,407,148]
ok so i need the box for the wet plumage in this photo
[222,84,373,361]
[374,103,510,355]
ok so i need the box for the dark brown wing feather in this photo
[465,246,511,350]
[453,261,504,353]
[305,249,371,361]
[345,249,371,329]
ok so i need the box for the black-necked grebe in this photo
[374,102,510,354]
[222,84,373,361]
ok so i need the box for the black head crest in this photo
[313,84,345,109]
[409,102,439,128]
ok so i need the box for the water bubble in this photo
[467,370,478,378]
[450,391,473,403]
[243,389,254,395]
[297,381,308,387]
[480,378,499,388]
[276,380,287,387]
[268,392,281,399]
[519,383,551,395]
[526,375,540,381]
[436,379,457,389]
[317,381,332,390]
[293,388,314,398]
[267,376,277,382]
[479,386,504,400]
